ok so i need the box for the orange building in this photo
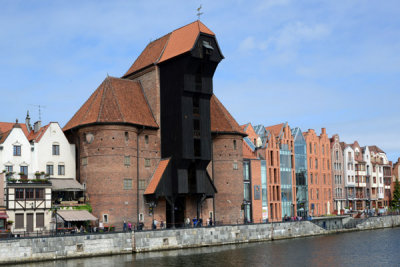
[303,128,333,216]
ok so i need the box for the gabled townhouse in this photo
[303,128,332,216]
[0,118,78,233]
[330,134,345,214]
[342,142,356,210]
[254,124,282,222]
[351,141,368,211]
[369,146,388,209]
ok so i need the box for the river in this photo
[15,227,400,267]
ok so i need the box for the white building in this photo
[0,117,77,233]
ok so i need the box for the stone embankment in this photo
[0,215,399,264]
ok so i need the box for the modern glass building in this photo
[292,127,309,217]
[280,143,293,217]
[261,160,268,221]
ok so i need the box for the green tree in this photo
[392,178,400,210]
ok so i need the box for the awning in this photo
[0,212,8,219]
[57,210,97,221]
[49,178,85,191]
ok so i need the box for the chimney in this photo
[321,128,326,135]
[33,121,41,133]
[25,111,32,132]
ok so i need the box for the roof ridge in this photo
[78,80,103,127]
[97,78,110,122]
[154,33,171,64]
[109,79,125,122]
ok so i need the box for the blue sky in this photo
[1,0,399,162]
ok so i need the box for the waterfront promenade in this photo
[0,215,399,264]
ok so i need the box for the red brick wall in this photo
[304,128,333,216]
[77,125,160,229]
[250,160,262,223]
[212,134,244,225]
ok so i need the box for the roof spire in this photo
[197,4,203,20]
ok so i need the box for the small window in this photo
[139,213,144,222]
[26,188,34,199]
[35,189,44,199]
[145,135,149,144]
[124,178,133,190]
[124,156,131,166]
[13,145,21,156]
[233,162,238,170]
[103,214,108,223]
[52,144,60,155]
[82,157,88,166]
[233,140,237,150]
[20,166,28,175]
[145,159,150,167]
[125,132,129,141]
[5,165,13,172]
[46,165,54,176]
[58,165,65,175]
[15,188,24,199]
[139,179,146,190]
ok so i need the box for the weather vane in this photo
[197,5,203,20]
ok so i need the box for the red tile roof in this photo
[369,145,385,154]
[144,158,170,195]
[0,122,29,137]
[210,95,245,136]
[0,130,11,144]
[27,123,50,142]
[63,77,158,131]
[265,123,284,137]
[123,20,215,77]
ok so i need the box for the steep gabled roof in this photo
[123,20,215,77]
[63,77,158,131]
[210,94,245,136]
[0,122,29,137]
[0,129,11,144]
[368,145,385,154]
[27,123,50,142]
[265,123,284,138]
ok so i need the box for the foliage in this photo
[72,203,92,213]
[391,178,400,209]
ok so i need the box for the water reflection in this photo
[14,228,400,267]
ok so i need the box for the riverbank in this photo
[1,215,399,264]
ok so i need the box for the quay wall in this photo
[0,215,399,264]
[0,232,132,264]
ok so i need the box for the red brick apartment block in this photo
[304,128,333,216]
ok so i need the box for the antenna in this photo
[197,4,203,20]
[30,104,46,121]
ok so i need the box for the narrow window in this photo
[20,166,28,175]
[52,144,60,155]
[103,214,108,223]
[139,179,146,190]
[124,156,131,166]
[46,165,54,175]
[15,214,24,229]
[125,132,129,141]
[145,159,151,167]
[58,165,65,175]
[145,135,149,144]
[123,178,133,190]
[15,188,24,200]
[13,145,21,156]
[82,157,88,166]
[26,188,34,199]
[35,189,44,199]
[36,213,44,228]
[233,140,237,150]
[233,162,238,170]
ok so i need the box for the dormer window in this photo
[13,145,21,156]
[202,41,214,55]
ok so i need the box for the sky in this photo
[0,0,399,162]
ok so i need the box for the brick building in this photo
[64,21,245,229]
[303,128,333,216]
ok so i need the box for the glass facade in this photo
[293,128,309,217]
[280,143,293,217]
[243,160,252,223]
[261,160,268,221]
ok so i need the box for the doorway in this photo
[27,213,34,232]
[166,196,185,228]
